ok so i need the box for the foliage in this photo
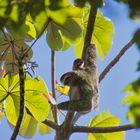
[74,9,114,59]
[0,75,50,124]
[0,0,139,140]
[123,63,140,127]
[88,111,125,140]
[74,0,104,7]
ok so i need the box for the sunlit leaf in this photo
[5,95,20,125]
[0,74,50,124]
[45,0,69,24]
[47,17,82,51]
[88,111,125,140]
[25,91,50,121]
[34,11,48,32]
[39,109,54,135]
[19,113,38,138]
[10,5,18,22]
[75,9,114,59]
[25,20,36,40]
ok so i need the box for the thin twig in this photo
[82,5,98,60]
[23,18,51,59]
[99,39,134,82]
[72,124,135,133]
[51,50,58,123]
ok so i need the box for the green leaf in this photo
[34,11,48,32]
[88,111,125,140]
[45,0,69,24]
[25,91,50,122]
[47,22,64,51]
[12,76,50,122]
[25,20,36,40]
[39,109,54,135]
[123,79,140,126]
[0,74,50,124]
[74,9,114,59]
[46,17,82,51]
[0,35,33,75]
[6,19,36,41]
[5,95,20,125]
[19,113,38,138]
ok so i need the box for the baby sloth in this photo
[57,44,99,113]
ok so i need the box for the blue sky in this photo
[0,0,140,140]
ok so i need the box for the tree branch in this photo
[82,5,98,60]
[11,57,25,140]
[42,119,59,130]
[99,39,134,82]
[51,50,58,124]
[1,30,25,140]
[72,124,135,133]
[26,107,59,130]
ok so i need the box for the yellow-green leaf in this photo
[25,91,50,122]
[88,111,125,140]
[5,95,20,125]
[75,9,114,59]
[47,17,82,51]
[25,20,36,39]
[39,109,54,135]
[19,113,38,138]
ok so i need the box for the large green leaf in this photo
[88,111,125,140]
[45,0,69,24]
[0,74,50,124]
[74,9,114,59]
[25,91,50,122]
[46,5,82,51]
